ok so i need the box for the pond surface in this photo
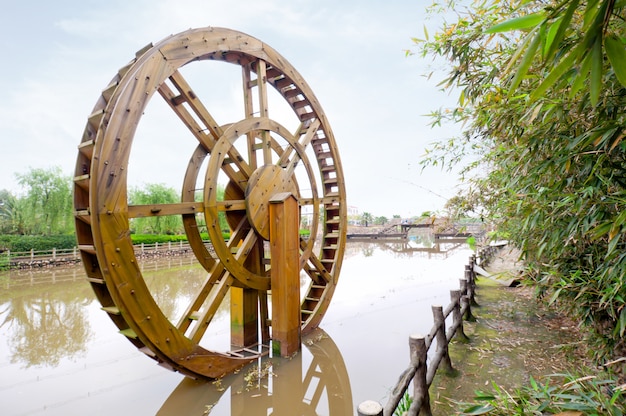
[0,236,472,415]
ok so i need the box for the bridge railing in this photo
[357,245,499,416]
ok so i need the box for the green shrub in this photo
[0,234,77,252]
[459,373,625,415]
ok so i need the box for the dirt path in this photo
[431,246,588,414]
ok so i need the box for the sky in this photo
[0,0,465,218]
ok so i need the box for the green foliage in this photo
[0,235,77,252]
[129,183,183,235]
[374,216,388,226]
[417,0,626,360]
[0,189,22,234]
[394,391,413,416]
[361,212,373,227]
[130,234,188,245]
[15,167,73,235]
[466,235,477,250]
[460,374,625,415]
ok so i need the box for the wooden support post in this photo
[432,306,453,375]
[465,266,479,306]
[461,294,476,324]
[269,192,301,357]
[231,242,262,347]
[408,335,432,416]
[450,290,469,341]
[230,288,259,347]
[460,279,476,322]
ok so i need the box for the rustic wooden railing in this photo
[357,245,500,416]
[0,241,197,269]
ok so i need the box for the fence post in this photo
[461,295,475,325]
[432,305,454,374]
[52,247,56,260]
[465,266,479,306]
[30,248,34,261]
[450,290,468,341]
[408,335,431,416]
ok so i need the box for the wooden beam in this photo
[269,192,301,356]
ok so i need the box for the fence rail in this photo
[357,245,500,416]
[0,241,199,269]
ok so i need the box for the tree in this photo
[15,167,73,235]
[129,183,182,234]
[0,189,24,234]
[416,0,626,360]
[375,216,388,226]
[361,212,373,227]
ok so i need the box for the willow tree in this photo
[15,167,73,235]
[418,0,626,361]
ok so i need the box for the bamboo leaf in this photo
[504,29,535,75]
[485,12,546,33]
[543,17,561,59]
[570,49,593,98]
[461,404,495,415]
[509,25,544,95]
[605,35,626,88]
[545,0,580,62]
[590,37,603,106]
[531,43,583,101]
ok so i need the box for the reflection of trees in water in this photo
[362,246,374,257]
[343,237,466,260]
[142,263,210,323]
[0,291,92,367]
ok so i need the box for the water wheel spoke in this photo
[232,227,260,264]
[159,71,252,187]
[189,272,235,344]
[278,119,321,176]
[177,262,228,332]
[128,202,202,218]
[217,199,246,212]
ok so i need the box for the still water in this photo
[1,237,472,415]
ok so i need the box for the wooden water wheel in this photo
[73,27,347,379]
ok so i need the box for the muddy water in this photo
[0,237,472,415]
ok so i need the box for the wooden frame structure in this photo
[73,27,347,379]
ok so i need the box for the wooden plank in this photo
[128,202,203,218]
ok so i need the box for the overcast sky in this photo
[0,0,465,218]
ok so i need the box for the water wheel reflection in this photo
[156,329,352,415]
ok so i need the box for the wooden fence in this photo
[357,245,500,416]
[0,241,197,269]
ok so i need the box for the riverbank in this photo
[431,245,591,414]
